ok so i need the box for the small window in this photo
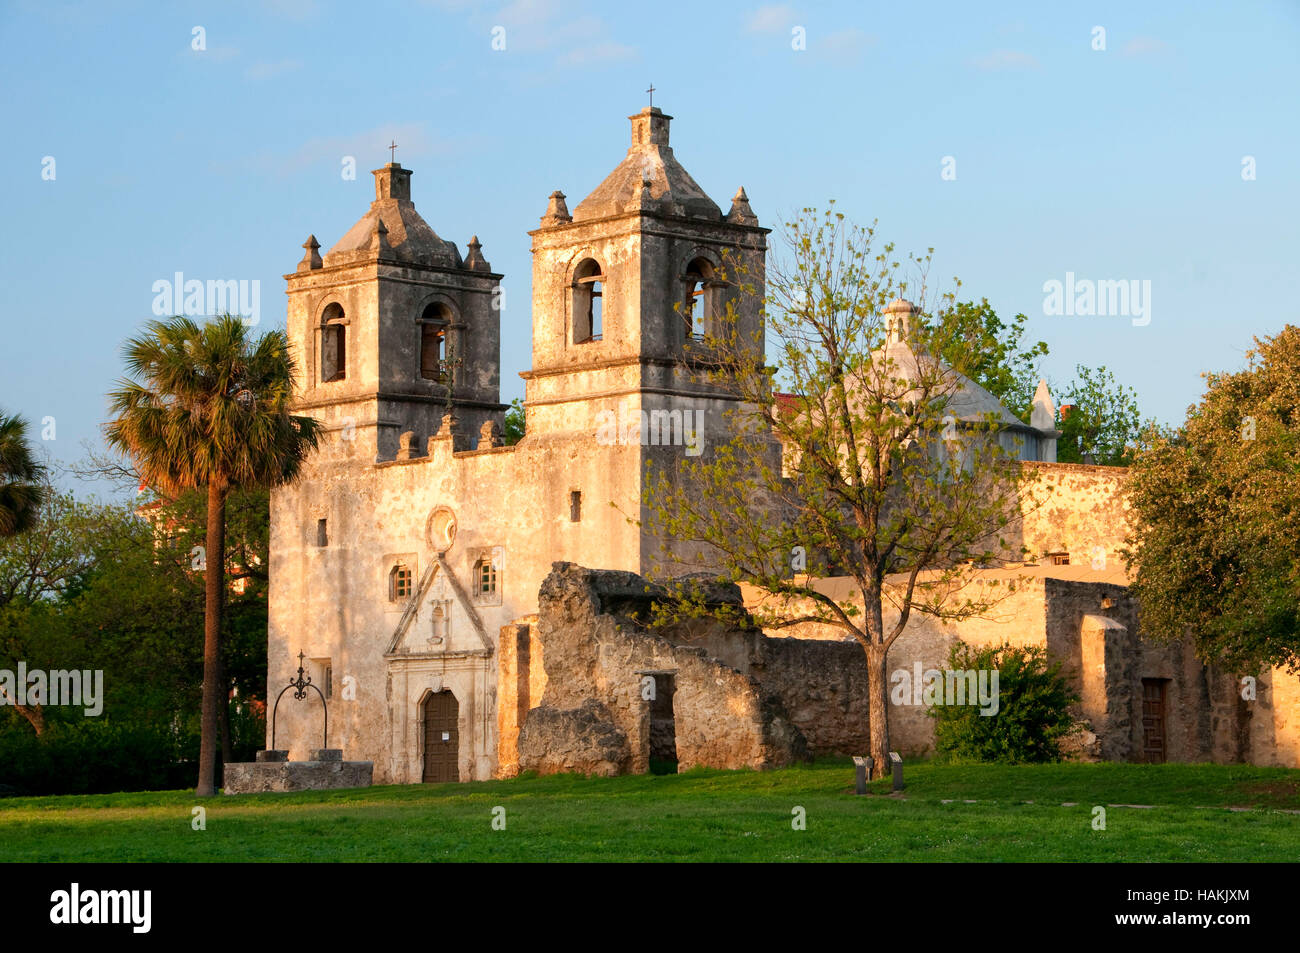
[573,259,604,344]
[1050,552,1070,566]
[390,564,413,600]
[321,303,346,382]
[569,490,582,522]
[310,658,333,699]
[420,303,451,382]
[316,518,328,547]
[475,557,497,595]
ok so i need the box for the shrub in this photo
[0,718,199,796]
[929,642,1077,764]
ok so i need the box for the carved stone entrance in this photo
[423,690,460,782]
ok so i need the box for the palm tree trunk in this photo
[196,481,226,797]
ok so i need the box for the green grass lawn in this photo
[1,760,1298,862]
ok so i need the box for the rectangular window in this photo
[569,490,582,522]
[391,564,413,600]
[1050,553,1069,566]
[317,518,328,547]
[311,658,333,699]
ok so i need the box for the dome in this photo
[570,108,722,222]
[323,163,463,269]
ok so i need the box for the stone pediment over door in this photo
[386,555,492,658]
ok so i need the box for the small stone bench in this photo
[223,749,373,794]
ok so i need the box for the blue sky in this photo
[3,0,1298,498]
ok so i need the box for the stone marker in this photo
[889,751,904,792]
[255,749,289,763]
[852,755,873,794]
[310,748,343,762]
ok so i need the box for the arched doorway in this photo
[422,690,460,782]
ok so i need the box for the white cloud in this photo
[969,49,1042,71]
[490,0,636,66]
[245,59,303,80]
[212,122,466,178]
[1121,36,1169,58]
[747,4,796,34]
[558,42,639,68]
[820,27,876,62]
[264,0,320,19]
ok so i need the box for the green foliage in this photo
[1055,364,1143,466]
[928,298,1048,424]
[503,398,525,446]
[1126,325,1300,673]
[0,481,271,792]
[0,718,199,796]
[930,642,1077,764]
[105,315,319,497]
[0,412,48,537]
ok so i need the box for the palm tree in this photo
[0,412,48,537]
[106,315,320,796]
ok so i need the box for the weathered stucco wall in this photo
[1012,461,1131,566]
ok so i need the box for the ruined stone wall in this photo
[683,628,869,756]
[513,564,808,776]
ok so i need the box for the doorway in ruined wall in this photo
[647,672,678,775]
[422,689,460,783]
[1141,678,1168,764]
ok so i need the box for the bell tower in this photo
[285,162,506,462]
[522,107,769,440]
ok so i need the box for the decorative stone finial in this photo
[1031,379,1056,431]
[298,234,322,272]
[478,419,503,449]
[726,187,758,225]
[396,431,421,461]
[463,235,491,272]
[634,174,656,212]
[371,217,391,255]
[540,190,572,227]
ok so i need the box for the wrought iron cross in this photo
[388,139,398,163]
[646,83,655,107]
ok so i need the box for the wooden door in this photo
[1141,679,1167,764]
[422,690,460,783]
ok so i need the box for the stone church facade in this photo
[267,106,1299,782]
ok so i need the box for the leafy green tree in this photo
[929,642,1077,763]
[503,398,525,446]
[929,299,1048,424]
[1055,365,1143,466]
[643,206,1032,773]
[105,315,319,796]
[1126,326,1300,673]
[0,413,48,537]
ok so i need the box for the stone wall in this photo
[513,564,810,776]
[683,628,869,755]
